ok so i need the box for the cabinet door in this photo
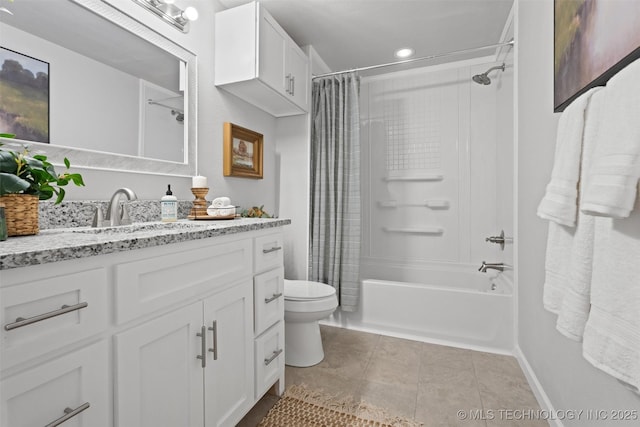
[287,43,309,109]
[115,302,204,427]
[254,266,285,335]
[254,321,285,399]
[204,281,254,427]
[258,8,287,94]
[1,267,108,369]
[1,340,110,427]
[254,233,284,274]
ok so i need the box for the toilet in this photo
[284,279,338,367]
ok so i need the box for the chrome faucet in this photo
[104,188,138,226]
[478,261,504,273]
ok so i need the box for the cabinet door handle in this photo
[196,326,207,368]
[43,402,90,427]
[4,302,88,331]
[208,320,218,361]
[290,76,295,96]
[264,293,283,304]
[262,246,282,254]
[264,349,283,366]
[284,73,291,94]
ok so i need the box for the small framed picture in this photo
[223,122,263,179]
[0,47,50,142]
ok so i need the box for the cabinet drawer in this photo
[254,267,284,335]
[1,268,108,369]
[254,233,283,274]
[1,339,110,427]
[254,321,284,399]
[115,238,252,324]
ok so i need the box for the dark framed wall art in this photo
[554,0,640,112]
[0,47,50,142]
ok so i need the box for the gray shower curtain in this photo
[309,73,361,312]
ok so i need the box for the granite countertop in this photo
[0,218,291,270]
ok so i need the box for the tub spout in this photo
[479,261,504,273]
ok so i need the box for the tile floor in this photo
[238,325,547,427]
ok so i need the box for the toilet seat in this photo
[284,280,336,301]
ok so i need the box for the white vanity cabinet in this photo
[0,223,288,427]
[215,1,309,117]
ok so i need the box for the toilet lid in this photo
[284,280,336,300]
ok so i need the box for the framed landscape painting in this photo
[223,122,263,179]
[0,47,50,142]
[554,0,640,112]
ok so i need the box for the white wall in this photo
[515,1,640,424]
[277,46,330,280]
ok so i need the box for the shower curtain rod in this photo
[312,38,514,79]
[147,99,184,114]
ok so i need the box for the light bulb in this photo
[394,48,414,59]
[182,6,198,21]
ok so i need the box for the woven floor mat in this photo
[258,384,423,427]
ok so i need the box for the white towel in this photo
[581,58,640,218]
[207,206,235,217]
[555,89,604,341]
[582,208,640,392]
[542,90,603,317]
[211,197,231,208]
[537,87,602,227]
[542,222,575,314]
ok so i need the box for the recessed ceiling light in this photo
[394,48,414,59]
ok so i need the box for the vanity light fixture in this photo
[132,0,198,33]
[394,48,415,59]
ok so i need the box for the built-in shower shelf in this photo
[382,174,443,182]
[378,200,450,209]
[383,227,444,235]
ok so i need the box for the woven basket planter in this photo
[0,194,39,236]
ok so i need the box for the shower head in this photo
[171,110,184,122]
[472,63,506,85]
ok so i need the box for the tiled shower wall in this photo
[361,60,511,276]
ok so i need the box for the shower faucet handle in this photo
[485,230,512,250]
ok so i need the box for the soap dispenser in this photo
[161,185,178,222]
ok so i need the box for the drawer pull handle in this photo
[196,326,207,368]
[208,320,218,361]
[4,302,89,331]
[262,246,282,254]
[44,402,90,427]
[264,349,283,366]
[264,293,283,304]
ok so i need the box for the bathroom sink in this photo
[69,221,209,234]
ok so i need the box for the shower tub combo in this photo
[329,58,516,353]
[325,267,514,353]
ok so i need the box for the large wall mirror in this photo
[0,0,197,176]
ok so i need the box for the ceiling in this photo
[219,0,514,75]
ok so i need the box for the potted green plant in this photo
[0,137,85,235]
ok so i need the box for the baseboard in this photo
[514,345,563,427]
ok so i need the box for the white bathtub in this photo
[324,269,514,353]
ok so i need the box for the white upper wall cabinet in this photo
[215,2,309,117]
